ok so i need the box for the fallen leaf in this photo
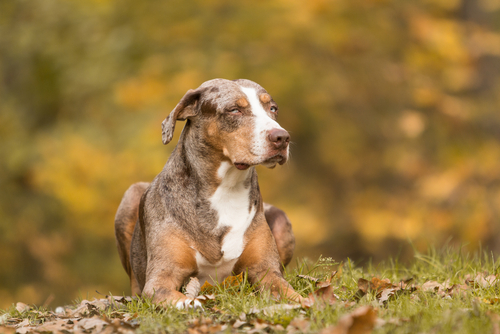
[15,303,30,314]
[421,281,444,293]
[223,273,244,289]
[355,278,370,300]
[0,326,15,334]
[321,306,377,334]
[370,277,393,294]
[310,284,339,305]
[0,314,10,325]
[253,319,269,330]
[76,316,109,332]
[200,280,215,294]
[15,319,29,328]
[289,318,310,331]
[249,303,302,316]
[186,277,201,299]
[199,273,244,295]
[378,288,397,305]
[233,319,247,328]
[35,319,73,333]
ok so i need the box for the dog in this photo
[114,78,302,308]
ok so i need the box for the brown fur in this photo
[114,79,300,306]
[260,93,271,103]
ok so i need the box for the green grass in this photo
[1,246,500,333]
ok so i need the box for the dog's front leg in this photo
[141,232,198,308]
[234,222,303,303]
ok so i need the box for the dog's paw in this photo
[175,298,203,310]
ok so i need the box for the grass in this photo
[1,246,500,333]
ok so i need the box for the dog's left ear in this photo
[161,87,207,145]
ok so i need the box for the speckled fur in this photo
[114,79,300,305]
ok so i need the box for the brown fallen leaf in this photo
[377,288,397,305]
[370,277,393,294]
[15,319,29,329]
[288,318,311,331]
[200,273,244,295]
[465,273,498,289]
[317,271,338,289]
[310,284,339,305]
[200,280,215,294]
[421,280,444,293]
[76,316,109,332]
[356,277,416,304]
[186,277,201,299]
[15,303,30,314]
[249,303,302,316]
[321,306,377,334]
[355,278,371,300]
[33,319,73,333]
[233,319,247,328]
[223,273,244,288]
[0,326,15,334]
[253,320,269,330]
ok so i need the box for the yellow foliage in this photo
[285,206,329,247]
[33,135,114,216]
[114,76,167,110]
[1,0,500,309]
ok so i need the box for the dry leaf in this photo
[421,281,444,292]
[15,319,29,328]
[36,319,72,333]
[370,277,393,294]
[15,303,30,314]
[186,277,201,299]
[76,316,109,332]
[200,280,215,294]
[289,318,310,331]
[355,278,370,300]
[310,285,339,305]
[321,306,377,334]
[223,273,244,288]
[200,273,244,295]
[0,326,15,334]
[249,304,302,316]
[233,319,247,328]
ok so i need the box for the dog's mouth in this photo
[262,154,286,168]
[234,163,251,170]
[234,154,286,170]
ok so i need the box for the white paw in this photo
[175,298,203,310]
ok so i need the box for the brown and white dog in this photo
[114,78,301,308]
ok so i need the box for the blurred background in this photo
[1,0,500,309]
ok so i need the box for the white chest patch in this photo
[195,161,256,284]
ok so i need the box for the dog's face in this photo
[162,79,290,170]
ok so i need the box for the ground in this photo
[1,248,500,334]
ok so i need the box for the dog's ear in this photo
[161,87,207,145]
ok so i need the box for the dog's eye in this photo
[228,108,240,114]
[270,106,278,113]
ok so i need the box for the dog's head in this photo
[162,79,290,170]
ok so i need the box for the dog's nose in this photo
[268,128,290,149]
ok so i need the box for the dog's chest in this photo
[195,164,256,284]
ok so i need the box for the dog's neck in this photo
[170,121,254,195]
[164,121,258,266]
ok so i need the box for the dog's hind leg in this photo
[114,182,150,294]
[264,203,295,268]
